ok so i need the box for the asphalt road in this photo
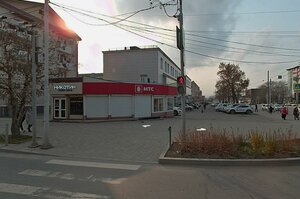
[1,106,300,199]
[0,152,300,199]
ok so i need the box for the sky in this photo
[28,0,300,96]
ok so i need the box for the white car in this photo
[227,104,253,114]
[261,104,268,111]
[215,103,228,112]
[224,104,239,113]
[173,107,182,116]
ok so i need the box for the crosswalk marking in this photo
[19,169,127,184]
[0,183,110,199]
[0,183,41,195]
[46,159,141,171]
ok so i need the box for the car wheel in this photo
[174,110,178,116]
[230,110,235,114]
[246,110,252,114]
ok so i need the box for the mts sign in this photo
[135,85,155,94]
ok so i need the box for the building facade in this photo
[0,0,81,116]
[287,65,300,103]
[103,46,192,95]
[50,77,177,120]
[191,81,202,104]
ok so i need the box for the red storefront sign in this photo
[83,82,177,95]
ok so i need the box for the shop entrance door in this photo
[54,98,66,119]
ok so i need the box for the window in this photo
[70,97,83,115]
[140,74,147,83]
[160,58,163,70]
[167,97,174,111]
[175,70,178,78]
[153,98,164,112]
[165,61,167,72]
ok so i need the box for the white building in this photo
[103,46,191,95]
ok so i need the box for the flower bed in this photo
[165,127,300,159]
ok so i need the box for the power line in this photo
[184,9,300,16]
[186,33,300,51]
[51,3,300,65]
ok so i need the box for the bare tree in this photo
[0,27,68,136]
[258,81,287,104]
[215,62,249,103]
[0,29,35,136]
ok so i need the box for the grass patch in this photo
[0,135,32,144]
[166,127,300,159]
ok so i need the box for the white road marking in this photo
[0,182,41,195]
[19,169,50,177]
[19,169,127,184]
[0,183,110,199]
[19,169,75,180]
[142,124,151,128]
[46,159,141,171]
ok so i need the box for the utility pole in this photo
[178,0,186,136]
[267,71,270,107]
[41,0,52,149]
[29,29,39,148]
[296,67,299,106]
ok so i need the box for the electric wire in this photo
[50,2,300,65]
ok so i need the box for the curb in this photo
[0,148,59,157]
[158,145,300,166]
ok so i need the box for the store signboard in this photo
[135,85,155,94]
[50,82,82,94]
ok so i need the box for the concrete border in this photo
[159,145,300,166]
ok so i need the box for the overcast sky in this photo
[29,0,300,96]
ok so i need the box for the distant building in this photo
[191,81,202,104]
[246,88,267,104]
[287,65,300,102]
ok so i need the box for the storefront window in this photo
[167,97,174,111]
[154,98,164,112]
[70,97,83,115]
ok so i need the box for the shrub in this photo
[172,127,300,159]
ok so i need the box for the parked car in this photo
[224,104,239,113]
[227,104,253,114]
[185,104,194,111]
[215,103,228,112]
[274,104,282,111]
[173,107,182,116]
[261,104,268,111]
[211,103,219,107]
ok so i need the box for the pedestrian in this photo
[293,106,299,120]
[280,105,288,120]
[25,108,32,132]
[269,105,274,113]
[255,103,258,112]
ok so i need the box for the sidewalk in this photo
[1,107,300,164]
[0,117,174,164]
